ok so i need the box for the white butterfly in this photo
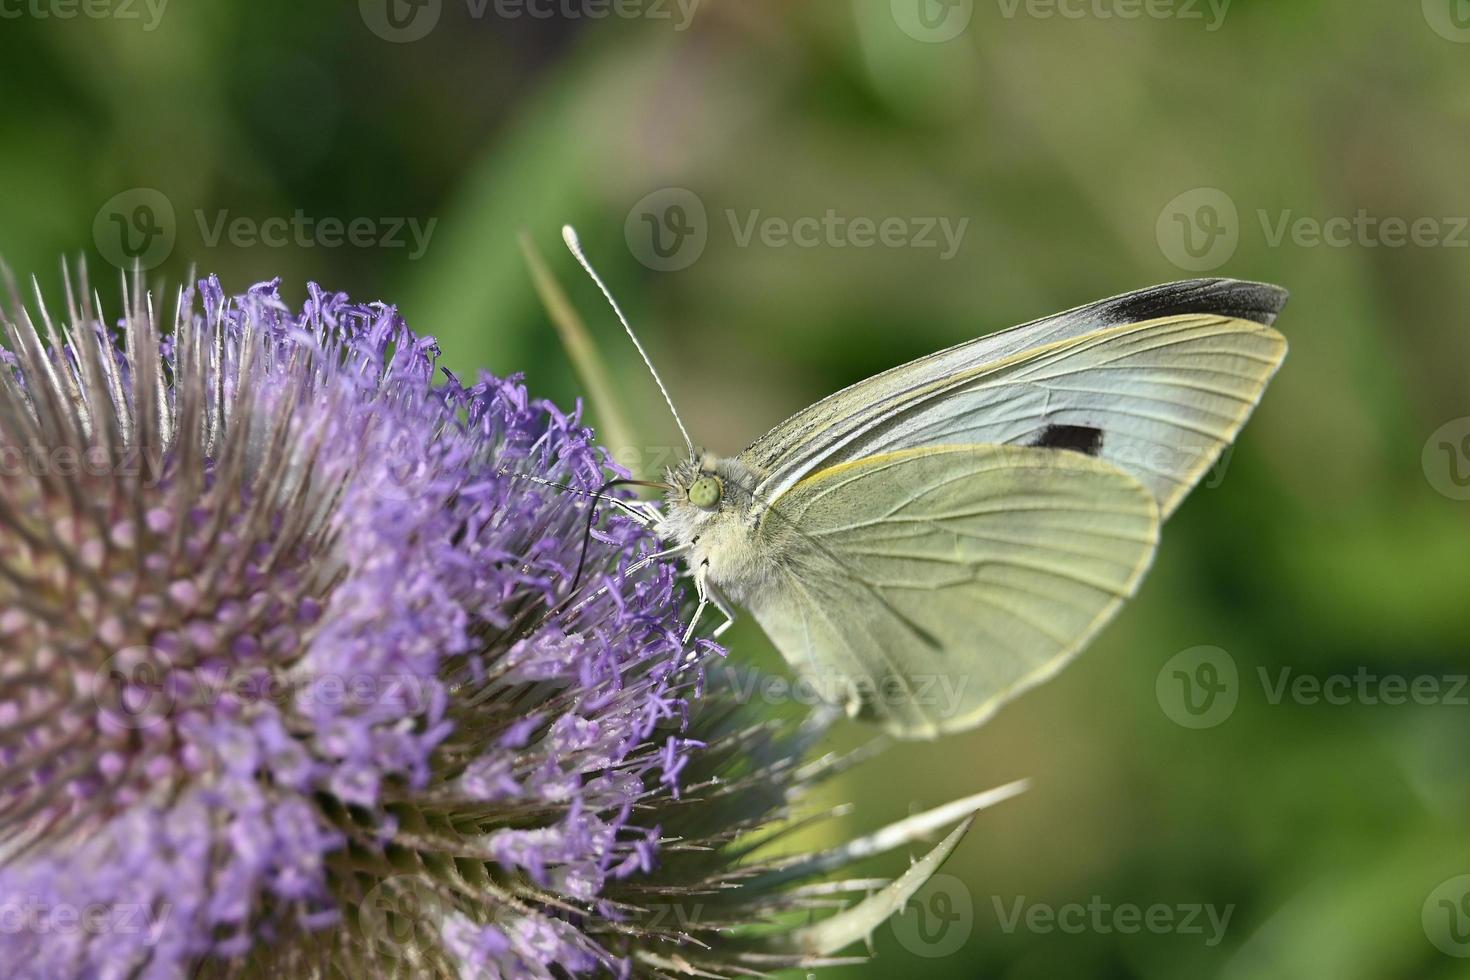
[562,228,1286,739]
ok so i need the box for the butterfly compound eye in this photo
[688,475,723,511]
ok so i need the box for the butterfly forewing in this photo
[744,445,1160,738]
[744,280,1287,519]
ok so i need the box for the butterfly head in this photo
[659,452,765,548]
[667,452,732,512]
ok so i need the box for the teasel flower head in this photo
[0,271,1021,978]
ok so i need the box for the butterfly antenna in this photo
[506,471,653,522]
[567,477,670,597]
[561,224,695,459]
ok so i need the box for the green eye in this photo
[688,475,723,511]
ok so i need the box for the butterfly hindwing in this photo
[744,444,1160,738]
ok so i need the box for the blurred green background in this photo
[2,1,1468,976]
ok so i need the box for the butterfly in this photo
[561,228,1287,739]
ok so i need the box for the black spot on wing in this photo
[1031,424,1104,457]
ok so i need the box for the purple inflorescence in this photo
[0,276,701,977]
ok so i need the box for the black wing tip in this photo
[1101,278,1289,327]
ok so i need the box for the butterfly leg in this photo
[682,559,712,644]
[681,561,737,643]
[708,581,737,639]
[626,499,664,526]
[622,543,688,577]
